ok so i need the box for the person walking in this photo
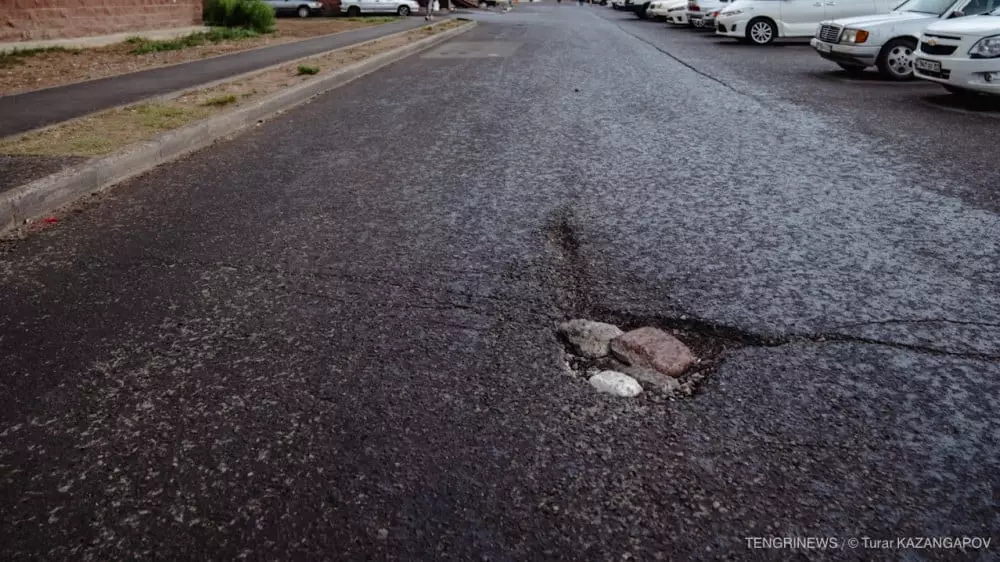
[424,0,434,20]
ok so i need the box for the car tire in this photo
[876,37,917,81]
[346,5,361,16]
[746,17,776,45]
[636,3,650,18]
[397,4,410,14]
[297,5,311,17]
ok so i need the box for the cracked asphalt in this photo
[2,5,999,560]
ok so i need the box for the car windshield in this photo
[893,0,955,14]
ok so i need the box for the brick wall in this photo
[1,0,203,43]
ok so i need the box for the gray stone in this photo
[610,327,696,377]
[621,366,682,394]
[588,371,643,397]
[558,319,624,358]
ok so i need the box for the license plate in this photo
[915,58,941,73]
[815,42,832,53]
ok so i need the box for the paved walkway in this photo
[0,17,443,137]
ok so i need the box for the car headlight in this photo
[841,29,869,44]
[720,9,742,16]
[970,35,1000,58]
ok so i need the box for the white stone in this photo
[558,319,624,358]
[588,371,642,397]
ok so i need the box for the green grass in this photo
[126,27,261,55]
[297,65,320,75]
[0,46,79,68]
[202,94,238,107]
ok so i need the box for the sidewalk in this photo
[0,17,445,138]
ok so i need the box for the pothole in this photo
[558,317,756,399]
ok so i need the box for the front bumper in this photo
[666,11,687,24]
[810,38,880,66]
[714,15,747,37]
[913,52,1000,95]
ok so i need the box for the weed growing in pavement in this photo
[202,94,238,107]
[297,65,320,75]
[127,27,260,55]
[0,46,80,67]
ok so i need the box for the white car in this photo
[810,0,999,79]
[716,0,895,44]
[649,0,674,17]
[914,9,1000,95]
[688,0,731,28]
[665,0,691,23]
[341,0,420,16]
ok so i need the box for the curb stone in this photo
[0,20,476,234]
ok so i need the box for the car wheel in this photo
[636,3,650,17]
[836,62,867,76]
[397,4,410,14]
[297,5,311,17]
[346,5,361,16]
[876,38,917,81]
[746,17,776,45]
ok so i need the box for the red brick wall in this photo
[0,0,203,43]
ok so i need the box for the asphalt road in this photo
[0,17,436,137]
[2,5,999,560]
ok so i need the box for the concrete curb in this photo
[0,20,475,234]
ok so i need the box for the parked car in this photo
[688,0,730,28]
[716,0,895,44]
[626,0,653,17]
[913,8,1000,95]
[810,0,999,79]
[649,0,674,18]
[340,0,420,16]
[665,0,691,23]
[264,0,324,17]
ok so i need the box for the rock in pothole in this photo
[588,371,642,397]
[610,327,696,378]
[620,366,681,394]
[558,319,624,358]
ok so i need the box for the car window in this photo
[893,0,954,14]
[962,0,995,14]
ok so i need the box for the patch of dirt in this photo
[0,18,399,97]
[0,20,466,158]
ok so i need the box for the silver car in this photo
[263,0,325,18]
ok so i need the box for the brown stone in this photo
[610,327,696,378]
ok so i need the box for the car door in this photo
[778,0,827,36]
[823,0,877,20]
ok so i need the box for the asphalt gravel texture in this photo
[2,6,999,560]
